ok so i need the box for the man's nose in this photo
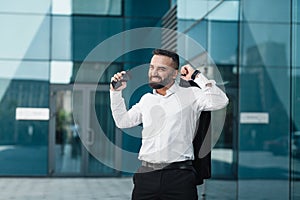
[151,68,158,76]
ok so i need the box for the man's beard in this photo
[149,76,173,89]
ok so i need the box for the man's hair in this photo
[152,49,179,69]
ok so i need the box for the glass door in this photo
[49,84,120,176]
[86,89,121,176]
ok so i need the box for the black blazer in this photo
[179,79,211,185]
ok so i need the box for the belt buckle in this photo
[142,161,169,170]
[153,163,162,170]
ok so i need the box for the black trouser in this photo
[132,165,198,200]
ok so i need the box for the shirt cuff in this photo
[193,73,216,89]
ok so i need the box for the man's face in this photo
[148,55,178,89]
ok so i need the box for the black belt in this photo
[141,160,193,170]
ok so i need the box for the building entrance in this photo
[49,84,121,176]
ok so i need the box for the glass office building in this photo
[0,0,299,199]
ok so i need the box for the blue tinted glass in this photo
[211,64,238,180]
[292,0,299,194]
[178,19,197,33]
[72,17,123,62]
[0,0,51,14]
[209,21,238,65]
[124,0,170,17]
[239,66,290,198]
[0,60,49,175]
[292,69,300,132]
[241,23,290,67]
[297,8,300,23]
[292,69,300,199]
[242,0,290,23]
[123,49,153,64]
[73,0,122,15]
[52,16,71,60]
[294,24,300,67]
[185,20,207,50]
[0,14,50,60]
[239,66,289,167]
[125,18,161,30]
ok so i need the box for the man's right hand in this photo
[110,71,128,91]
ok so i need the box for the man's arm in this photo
[110,71,142,128]
[180,65,229,111]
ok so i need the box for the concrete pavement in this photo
[0,178,297,200]
[0,177,133,200]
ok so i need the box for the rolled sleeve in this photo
[110,90,142,128]
[193,73,216,89]
[193,74,229,111]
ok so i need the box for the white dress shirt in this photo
[110,73,229,163]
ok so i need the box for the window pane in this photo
[0,0,50,14]
[177,0,222,20]
[209,21,238,65]
[124,0,169,17]
[185,20,208,50]
[50,61,73,84]
[241,23,290,67]
[125,18,161,30]
[52,16,72,60]
[294,24,300,67]
[0,14,50,60]
[242,0,290,23]
[52,0,72,15]
[72,17,122,62]
[73,0,122,15]
[0,60,49,83]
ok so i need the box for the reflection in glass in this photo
[292,67,300,199]
[52,16,72,60]
[241,23,290,67]
[0,0,51,14]
[50,61,73,84]
[241,0,290,23]
[206,1,239,21]
[124,0,169,17]
[72,17,123,61]
[239,65,290,198]
[73,0,122,15]
[238,1,292,198]
[55,90,81,174]
[88,90,118,175]
[185,21,208,50]
[177,0,222,20]
[52,0,71,15]
[209,21,238,65]
[294,25,300,67]
[0,60,49,175]
[0,14,50,60]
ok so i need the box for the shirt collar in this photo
[153,82,179,97]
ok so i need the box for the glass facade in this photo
[0,0,299,199]
[0,1,50,175]
[177,0,298,199]
[292,1,300,199]
[0,0,170,176]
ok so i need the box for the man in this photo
[110,49,228,200]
